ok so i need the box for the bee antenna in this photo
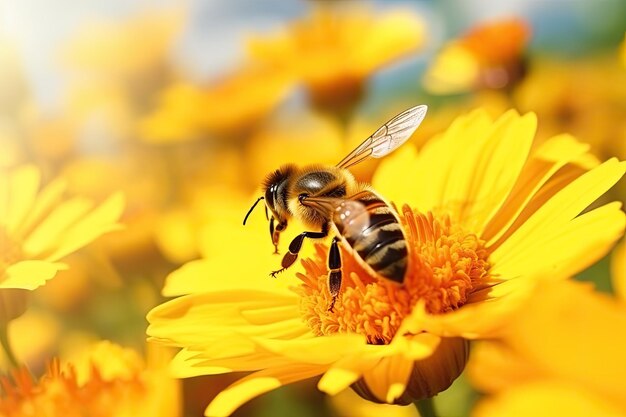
[243,196,265,225]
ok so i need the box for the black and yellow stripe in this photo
[334,192,407,283]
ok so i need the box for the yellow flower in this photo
[61,9,184,142]
[0,165,124,291]
[423,19,530,94]
[248,5,425,114]
[0,341,180,417]
[147,110,625,416]
[61,10,183,80]
[514,56,626,161]
[468,279,626,417]
[139,65,294,142]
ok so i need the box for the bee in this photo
[243,105,428,311]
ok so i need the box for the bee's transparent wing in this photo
[300,196,370,238]
[336,104,428,169]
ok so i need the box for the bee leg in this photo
[269,217,279,254]
[270,224,328,277]
[327,237,342,312]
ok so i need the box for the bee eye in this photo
[298,193,309,202]
[276,223,286,232]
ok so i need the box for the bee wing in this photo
[336,104,428,169]
[301,196,370,237]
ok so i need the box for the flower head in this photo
[248,5,425,114]
[139,65,294,142]
[0,341,180,417]
[148,110,625,416]
[0,165,124,291]
[423,19,530,94]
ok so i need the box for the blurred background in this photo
[0,0,625,416]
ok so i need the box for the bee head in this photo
[262,164,295,229]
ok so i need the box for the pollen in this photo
[294,206,491,345]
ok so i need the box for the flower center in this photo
[294,207,491,344]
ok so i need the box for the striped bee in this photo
[244,105,428,310]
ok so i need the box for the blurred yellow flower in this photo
[423,19,530,94]
[0,165,124,291]
[61,9,184,142]
[148,109,625,416]
[248,5,425,114]
[139,65,293,142]
[0,341,180,417]
[469,280,626,417]
[62,10,183,80]
[514,57,626,161]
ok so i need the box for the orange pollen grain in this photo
[294,207,491,345]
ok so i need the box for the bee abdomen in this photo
[337,196,408,283]
[357,220,407,283]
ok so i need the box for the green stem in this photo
[414,397,438,417]
[0,324,19,368]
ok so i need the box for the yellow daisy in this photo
[248,5,425,114]
[423,18,530,94]
[139,65,294,142]
[468,279,626,417]
[0,341,180,417]
[61,10,183,80]
[148,109,625,416]
[0,164,124,291]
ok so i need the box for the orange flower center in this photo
[295,207,491,344]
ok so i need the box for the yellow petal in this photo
[467,341,540,394]
[473,381,626,417]
[504,280,626,407]
[372,144,418,207]
[22,197,94,256]
[162,258,295,297]
[318,355,380,396]
[455,111,536,233]
[168,347,232,378]
[250,333,372,365]
[147,290,307,346]
[399,284,532,339]
[361,354,414,403]
[15,178,67,238]
[491,159,626,269]
[482,134,592,245]
[410,110,493,212]
[205,364,326,417]
[491,201,625,281]
[44,192,125,261]
[4,165,40,234]
[1,260,67,290]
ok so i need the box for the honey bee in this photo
[243,105,428,310]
